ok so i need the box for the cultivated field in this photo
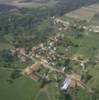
[0,0,58,8]
[15,1,58,8]
[65,4,99,21]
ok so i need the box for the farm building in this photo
[60,73,82,90]
[60,78,72,90]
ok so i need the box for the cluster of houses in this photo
[88,25,99,33]
[28,32,65,67]
[51,16,99,34]
[10,48,28,62]
[51,16,71,31]
[22,63,42,81]
[10,32,66,82]
[71,54,90,71]
[10,17,95,92]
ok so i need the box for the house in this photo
[68,73,82,88]
[23,63,42,81]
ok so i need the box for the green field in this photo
[67,32,99,58]
[0,69,41,100]
[0,69,60,100]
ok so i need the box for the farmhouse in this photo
[60,73,82,90]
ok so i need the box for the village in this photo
[0,1,99,100]
[9,17,97,93]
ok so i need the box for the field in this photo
[0,69,40,100]
[66,31,99,87]
[65,4,99,21]
[0,69,59,100]
[67,32,99,58]
[0,43,14,51]
[15,0,58,8]
[0,0,58,8]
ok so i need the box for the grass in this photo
[75,34,98,57]
[34,89,49,100]
[0,68,58,100]
[71,88,91,100]
[0,69,40,100]
[46,83,58,100]
[65,31,99,58]
[0,43,14,51]
[87,67,99,88]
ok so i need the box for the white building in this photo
[60,78,72,90]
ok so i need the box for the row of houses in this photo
[52,16,99,33]
[51,16,70,30]
[88,25,99,33]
